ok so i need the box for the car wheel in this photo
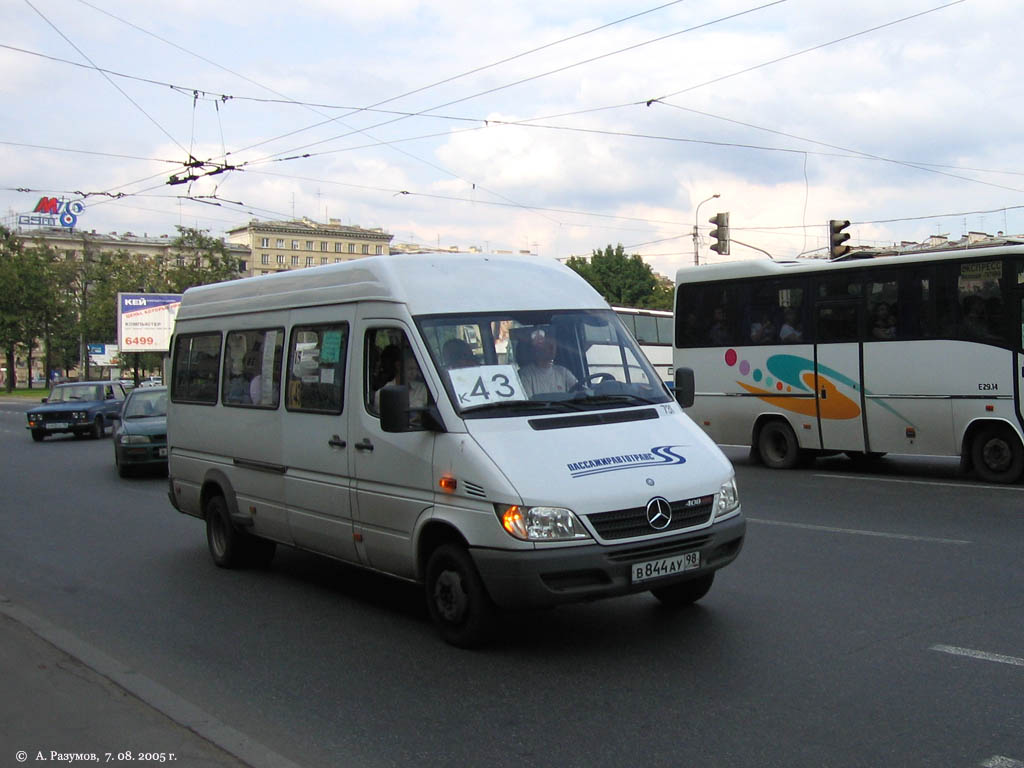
[425,543,494,648]
[972,424,1024,484]
[757,420,801,469]
[115,451,131,478]
[31,429,45,442]
[92,416,104,440]
[650,573,715,607]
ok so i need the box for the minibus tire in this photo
[650,572,714,607]
[206,495,243,568]
[757,420,800,469]
[425,544,494,648]
[971,424,1024,484]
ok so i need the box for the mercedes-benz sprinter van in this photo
[167,253,745,646]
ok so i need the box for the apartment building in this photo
[228,218,393,277]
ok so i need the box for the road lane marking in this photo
[813,474,1024,492]
[747,518,971,544]
[982,758,1024,768]
[931,645,1024,668]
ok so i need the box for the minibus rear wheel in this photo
[650,573,714,607]
[425,544,494,648]
[205,495,276,568]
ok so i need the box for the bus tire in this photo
[757,420,801,469]
[650,572,714,607]
[971,424,1024,484]
[425,543,493,648]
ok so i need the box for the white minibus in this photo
[167,253,745,646]
[675,243,1024,483]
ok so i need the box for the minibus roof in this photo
[176,252,607,320]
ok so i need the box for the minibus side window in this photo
[285,324,348,414]
[364,328,433,427]
[171,332,221,404]
[222,329,284,408]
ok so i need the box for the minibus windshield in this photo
[417,309,672,417]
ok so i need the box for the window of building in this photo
[305,257,314,267]
[222,329,284,408]
[277,254,285,265]
[261,253,270,265]
[260,237,270,248]
[361,244,370,254]
[292,240,299,250]
[276,239,285,248]
[348,243,356,253]
[291,255,299,266]
[320,241,328,252]
[320,257,328,265]
[375,245,383,255]
[305,240,314,250]
[335,243,343,252]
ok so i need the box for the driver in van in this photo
[518,328,577,397]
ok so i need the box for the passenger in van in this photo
[442,338,477,369]
[373,346,429,412]
[518,329,577,397]
[779,308,804,343]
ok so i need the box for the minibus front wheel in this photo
[425,543,494,648]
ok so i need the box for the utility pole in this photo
[693,193,720,265]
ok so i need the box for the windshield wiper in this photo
[462,399,573,415]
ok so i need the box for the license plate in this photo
[632,551,700,584]
[47,422,68,429]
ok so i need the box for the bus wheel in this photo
[972,424,1024,484]
[757,420,800,469]
[650,572,714,607]
[425,543,493,648]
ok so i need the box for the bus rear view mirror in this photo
[674,367,695,408]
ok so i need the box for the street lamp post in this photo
[693,193,720,266]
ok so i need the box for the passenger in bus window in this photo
[871,302,897,340]
[708,307,730,345]
[779,308,803,343]
[749,312,776,344]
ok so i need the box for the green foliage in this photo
[565,244,672,310]
[1,224,242,387]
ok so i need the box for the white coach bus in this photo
[613,306,674,385]
[674,243,1024,483]
[167,253,746,646]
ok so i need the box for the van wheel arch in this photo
[416,521,469,581]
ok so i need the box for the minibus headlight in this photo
[495,504,591,542]
[715,478,740,519]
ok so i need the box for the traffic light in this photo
[829,219,851,259]
[709,212,730,256]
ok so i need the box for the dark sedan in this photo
[111,386,168,477]
[26,381,128,441]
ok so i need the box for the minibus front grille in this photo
[586,497,713,540]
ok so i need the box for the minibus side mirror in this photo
[674,367,695,408]
[380,385,447,433]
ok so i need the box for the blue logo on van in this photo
[566,446,687,478]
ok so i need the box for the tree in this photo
[0,227,38,390]
[565,244,670,309]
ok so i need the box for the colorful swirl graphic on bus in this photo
[722,349,912,424]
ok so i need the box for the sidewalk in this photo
[0,596,302,768]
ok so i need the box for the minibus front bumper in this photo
[471,513,745,609]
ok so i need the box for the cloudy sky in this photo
[3,0,1022,278]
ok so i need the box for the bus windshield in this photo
[417,309,671,417]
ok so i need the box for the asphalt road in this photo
[0,400,1021,768]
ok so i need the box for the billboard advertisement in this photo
[117,293,182,353]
